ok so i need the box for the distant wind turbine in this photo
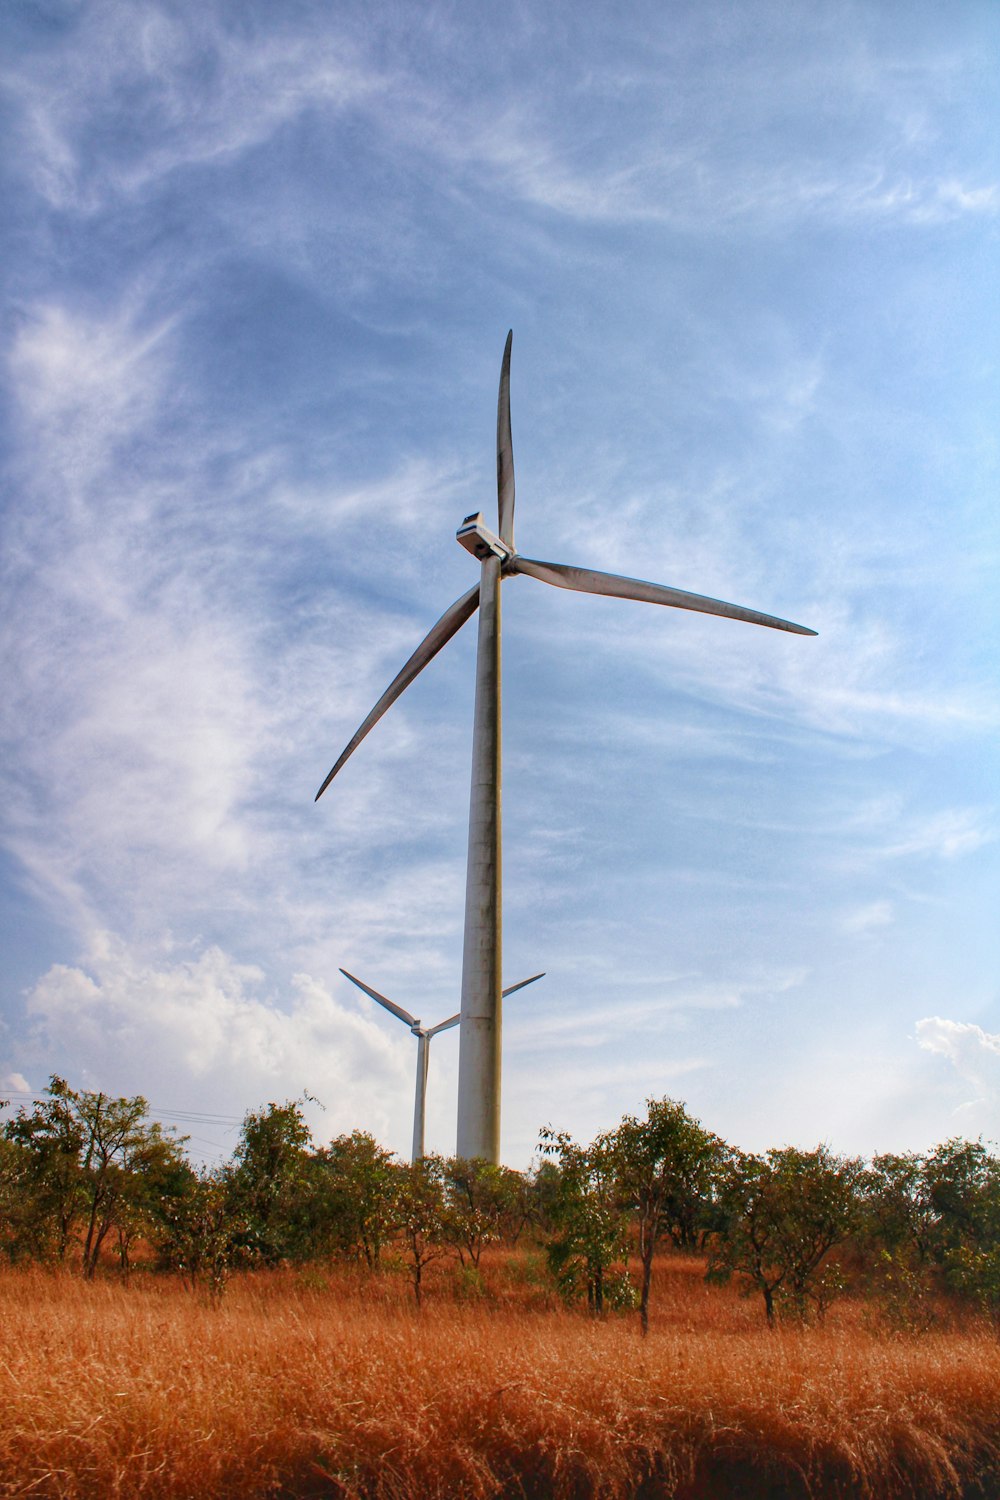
[340,968,544,1161]
[317,332,816,1164]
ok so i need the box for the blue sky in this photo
[1,0,998,1167]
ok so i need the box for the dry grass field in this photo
[2,1255,1000,1499]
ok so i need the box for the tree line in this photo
[3,1079,1000,1329]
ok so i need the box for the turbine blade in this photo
[423,972,545,1038]
[502,972,546,996]
[426,1012,461,1038]
[316,582,481,800]
[339,968,419,1029]
[508,557,816,636]
[497,330,515,549]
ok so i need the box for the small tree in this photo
[604,1097,727,1335]
[444,1157,522,1268]
[864,1152,935,1260]
[526,1158,564,1238]
[924,1139,999,1261]
[708,1145,863,1324]
[308,1130,399,1268]
[539,1129,632,1315]
[501,1166,537,1247]
[0,1134,34,1262]
[228,1100,312,1266]
[860,1152,936,1324]
[159,1169,241,1301]
[922,1138,1000,1321]
[5,1078,187,1278]
[111,1128,194,1281]
[3,1076,85,1261]
[393,1155,451,1306]
[74,1090,189,1279]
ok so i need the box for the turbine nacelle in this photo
[456,512,511,565]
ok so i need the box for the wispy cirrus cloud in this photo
[7,298,177,504]
[0,289,474,957]
[3,299,264,921]
[512,966,808,1052]
[378,7,999,233]
[4,6,385,212]
[841,900,894,934]
[880,808,998,863]
[6,0,995,241]
[449,123,1000,231]
[818,803,997,890]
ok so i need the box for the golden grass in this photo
[1,1257,999,1498]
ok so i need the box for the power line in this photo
[0,1087,243,1129]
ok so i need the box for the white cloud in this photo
[6,0,994,241]
[10,299,171,433]
[464,135,1000,231]
[513,967,808,1054]
[841,900,894,934]
[917,1017,1000,1068]
[388,17,999,235]
[4,5,386,211]
[917,179,1000,220]
[17,932,410,1157]
[882,808,997,863]
[1,291,477,954]
[916,1017,1000,1120]
[821,805,997,887]
[514,561,996,756]
[8,299,175,503]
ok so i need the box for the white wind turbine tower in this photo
[340,968,544,1161]
[317,332,816,1164]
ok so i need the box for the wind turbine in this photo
[317,332,816,1164]
[340,968,545,1161]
